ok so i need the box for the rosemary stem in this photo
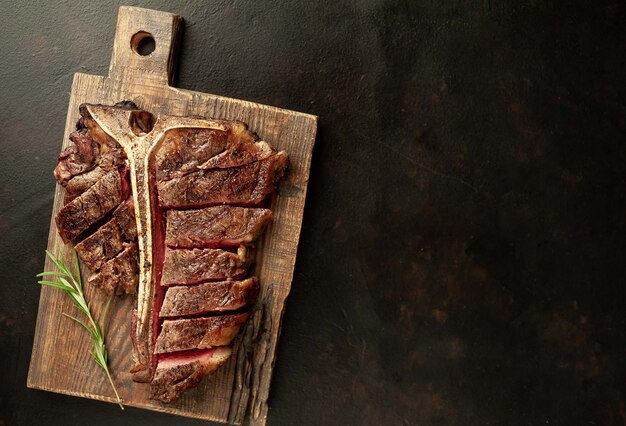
[104,365,124,410]
[38,250,125,410]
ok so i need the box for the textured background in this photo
[1,1,625,425]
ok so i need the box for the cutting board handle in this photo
[109,6,183,86]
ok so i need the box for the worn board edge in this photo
[27,66,317,425]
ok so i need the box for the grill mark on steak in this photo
[64,163,111,204]
[164,206,273,249]
[157,151,288,208]
[88,241,138,295]
[75,198,138,271]
[63,154,127,203]
[160,247,250,286]
[112,197,137,239]
[55,169,123,243]
[154,122,259,182]
[149,347,231,403]
[197,140,275,170]
[160,277,259,317]
[75,217,124,271]
[155,313,250,354]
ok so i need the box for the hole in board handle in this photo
[131,31,156,56]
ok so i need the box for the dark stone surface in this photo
[1,0,625,425]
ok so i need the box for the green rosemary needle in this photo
[36,249,124,410]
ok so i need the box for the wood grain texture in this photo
[26,6,317,425]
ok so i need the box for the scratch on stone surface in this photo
[383,144,479,193]
[330,321,346,333]
[359,338,367,364]
[346,121,479,193]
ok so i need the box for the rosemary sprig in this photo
[37,249,124,409]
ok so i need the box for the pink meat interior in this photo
[158,347,217,367]
[162,199,264,210]
[150,160,166,371]
[165,239,241,250]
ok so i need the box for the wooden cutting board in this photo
[26,6,317,425]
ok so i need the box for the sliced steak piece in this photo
[88,242,138,294]
[74,198,137,271]
[53,130,99,185]
[112,197,137,239]
[55,169,125,243]
[63,164,109,203]
[57,104,132,202]
[197,140,275,170]
[63,153,127,203]
[165,206,272,248]
[161,247,249,286]
[150,347,232,403]
[155,313,250,354]
[157,151,289,208]
[160,278,259,317]
[75,217,124,271]
[154,122,258,181]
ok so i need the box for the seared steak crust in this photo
[112,197,137,239]
[160,278,259,317]
[74,198,137,271]
[75,216,124,271]
[161,247,249,286]
[149,347,232,403]
[55,169,123,243]
[197,140,274,170]
[88,242,138,294]
[165,206,272,248]
[156,313,250,354]
[154,122,260,182]
[63,154,126,203]
[157,151,288,208]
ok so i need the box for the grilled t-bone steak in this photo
[52,103,288,403]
